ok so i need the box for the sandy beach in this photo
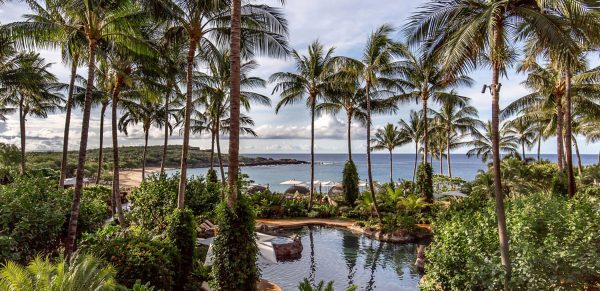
[119,167,168,188]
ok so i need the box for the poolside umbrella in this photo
[358,180,367,187]
[310,180,322,193]
[284,185,310,195]
[280,179,303,185]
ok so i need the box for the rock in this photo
[272,235,303,260]
[415,244,427,273]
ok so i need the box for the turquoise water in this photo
[259,226,422,290]
[180,154,598,192]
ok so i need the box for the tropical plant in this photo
[297,278,357,291]
[271,40,339,210]
[506,118,537,160]
[467,121,518,163]
[398,110,423,182]
[371,123,408,184]
[342,160,359,206]
[432,94,481,177]
[0,253,117,290]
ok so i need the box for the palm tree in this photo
[64,0,150,255]
[8,0,87,189]
[0,53,63,174]
[506,118,536,161]
[270,41,338,210]
[396,48,473,163]
[371,123,408,184]
[350,24,406,218]
[0,254,117,290]
[398,110,423,183]
[467,121,518,163]
[139,0,288,209]
[406,1,576,283]
[432,94,481,177]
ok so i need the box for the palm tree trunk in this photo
[308,97,316,210]
[347,112,352,162]
[210,128,216,171]
[556,94,565,170]
[573,136,582,178]
[446,129,452,178]
[216,130,226,184]
[439,151,443,175]
[491,21,511,290]
[95,102,108,184]
[389,149,393,184]
[537,133,542,161]
[365,82,380,218]
[564,72,576,197]
[178,37,199,209]
[111,79,126,228]
[521,142,525,161]
[19,101,25,174]
[160,91,170,174]
[142,126,149,181]
[413,142,418,183]
[227,0,242,209]
[60,58,78,189]
[66,40,97,255]
[421,93,429,163]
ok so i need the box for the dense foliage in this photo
[422,193,600,290]
[211,196,259,290]
[342,160,359,206]
[416,163,433,202]
[167,209,197,290]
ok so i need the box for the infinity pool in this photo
[259,226,422,290]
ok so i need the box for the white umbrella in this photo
[358,180,367,187]
[321,181,335,187]
[280,179,303,185]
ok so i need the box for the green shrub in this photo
[283,199,308,217]
[211,196,259,290]
[379,214,417,233]
[248,191,285,218]
[206,168,218,183]
[82,225,177,290]
[416,163,433,202]
[0,143,20,167]
[307,204,338,218]
[167,208,197,290]
[78,186,112,235]
[342,160,359,206]
[0,175,70,263]
[421,193,600,290]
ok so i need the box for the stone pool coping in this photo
[256,218,432,243]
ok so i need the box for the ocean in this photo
[182,153,599,192]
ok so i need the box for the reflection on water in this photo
[260,226,421,290]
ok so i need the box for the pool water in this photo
[259,226,422,290]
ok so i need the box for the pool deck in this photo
[201,279,281,291]
[256,217,432,231]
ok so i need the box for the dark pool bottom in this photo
[259,226,422,291]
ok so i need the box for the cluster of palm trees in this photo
[0,0,288,257]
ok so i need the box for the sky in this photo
[0,0,599,155]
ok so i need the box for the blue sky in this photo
[1,0,598,154]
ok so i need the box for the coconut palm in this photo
[270,40,339,210]
[371,123,408,184]
[348,24,406,218]
[0,53,63,174]
[506,118,537,161]
[8,0,88,189]
[398,110,423,183]
[63,0,152,255]
[467,121,518,163]
[138,0,288,208]
[432,94,481,177]
[396,48,473,163]
[406,1,579,281]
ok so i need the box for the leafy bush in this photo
[416,163,433,202]
[248,191,285,218]
[0,175,70,263]
[342,160,359,206]
[167,208,197,290]
[307,204,338,218]
[211,196,259,290]
[421,193,600,290]
[78,186,112,235]
[0,143,20,167]
[82,225,177,290]
[379,214,417,233]
[283,199,308,217]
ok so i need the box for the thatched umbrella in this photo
[284,185,310,195]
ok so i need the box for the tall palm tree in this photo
[398,110,423,183]
[506,118,536,161]
[432,94,481,177]
[349,24,406,218]
[8,0,87,189]
[371,123,408,184]
[63,0,150,255]
[396,48,473,163]
[467,121,518,163]
[407,1,576,283]
[0,53,63,174]
[270,41,338,210]
[139,0,288,209]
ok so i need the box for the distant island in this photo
[26,145,307,178]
